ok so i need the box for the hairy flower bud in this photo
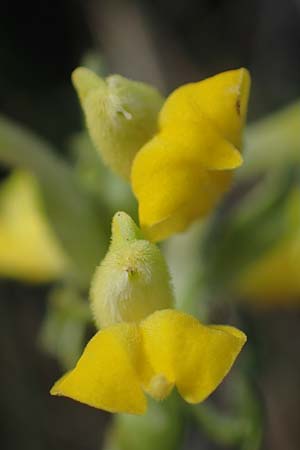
[72,68,164,180]
[90,212,174,328]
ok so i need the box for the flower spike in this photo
[51,212,246,415]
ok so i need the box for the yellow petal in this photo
[131,68,250,241]
[236,234,300,306]
[235,188,300,307]
[51,309,247,413]
[160,68,251,148]
[141,310,246,404]
[132,121,242,191]
[51,323,147,414]
[0,171,68,282]
[135,162,232,242]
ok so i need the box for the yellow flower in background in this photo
[237,236,300,306]
[51,212,246,414]
[131,68,251,241]
[0,171,68,282]
[72,68,163,180]
[236,189,300,306]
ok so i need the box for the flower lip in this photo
[50,308,247,415]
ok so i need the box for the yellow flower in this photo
[131,68,251,241]
[51,309,246,414]
[0,171,68,282]
[237,237,300,306]
[236,189,300,306]
[51,212,246,414]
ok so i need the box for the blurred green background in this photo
[0,1,299,449]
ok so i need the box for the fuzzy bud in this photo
[90,212,174,328]
[72,68,164,180]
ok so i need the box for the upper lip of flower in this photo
[130,68,251,242]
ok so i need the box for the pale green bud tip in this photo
[90,212,174,329]
[112,211,145,244]
[71,67,106,103]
